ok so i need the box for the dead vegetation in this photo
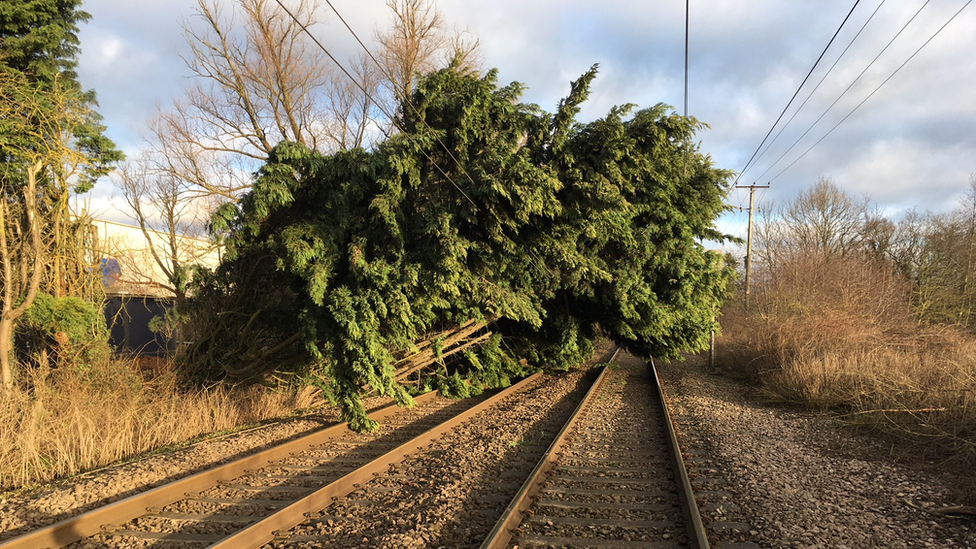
[0,357,323,492]
[720,248,976,467]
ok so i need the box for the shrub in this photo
[719,251,976,464]
[21,293,111,372]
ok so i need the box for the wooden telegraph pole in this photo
[735,183,769,307]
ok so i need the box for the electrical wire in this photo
[750,0,888,170]
[755,0,932,182]
[768,0,973,183]
[272,0,478,209]
[274,1,562,361]
[757,186,769,214]
[273,0,574,281]
[733,0,862,185]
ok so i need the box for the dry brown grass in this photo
[719,252,976,464]
[0,357,324,492]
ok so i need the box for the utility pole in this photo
[682,0,690,180]
[735,183,769,307]
[683,0,689,118]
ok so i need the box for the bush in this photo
[720,251,976,464]
[21,293,111,372]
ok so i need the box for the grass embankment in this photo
[0,358,323,492]
[718,253,976,465]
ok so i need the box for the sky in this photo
[74,0,976,242]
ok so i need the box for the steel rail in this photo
[479,347,619,549]
[208,371,543,549]
[481,350,711,549]
[0,390,442,549]
[651,357,710,549]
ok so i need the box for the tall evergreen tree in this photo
[1,0,120,189]
[0,0,89,83]
[184,64,735,429]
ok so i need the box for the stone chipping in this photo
[659,353,976,549]
[4,347,973,549]
[0,394,392,543]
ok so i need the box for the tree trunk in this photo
[0,316,14,389]
[0,163,46,390]
[0,198,11,391]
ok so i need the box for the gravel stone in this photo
[11,346,966,549]
[659,353,976,549]
[268,362,602,548]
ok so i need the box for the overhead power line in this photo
[756,0,931,182]
[733,0,862,185]
[768,0,973,183]
[750,0,888,171]
[276,0,596,280]
[275,0,571,277]
[319,0,484,203]
[316,0,577,276]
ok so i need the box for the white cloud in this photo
[86,35,125,69]
[70,0,976,240]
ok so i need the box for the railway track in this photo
[1,350,711,548]
[482,351,709,549]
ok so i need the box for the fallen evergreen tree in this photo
[181,64,735,430]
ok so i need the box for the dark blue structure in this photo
[104,295,175,355]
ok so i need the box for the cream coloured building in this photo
[90,218,222,298]
[90,219,222,354]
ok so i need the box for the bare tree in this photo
[958,173,976,324]
[116,0,478,312]
[781,177,870,256]
[374,0,482,115]
[144,0,371,205]
[375,0,447,106]
[753,177,873,295]
[903,174,976,328]
[116,152,221,304]
[178,0,336,157]
[321,53,382,150]
[113,0,361,306]
[147,105,255,202]
[448,27,483,73]
[753,199,783,270]
[860,208,896,261]
[753,174,976,333]
[162,0,476,188]
[151,0,458,199]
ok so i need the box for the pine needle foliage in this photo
[183,64,735,430]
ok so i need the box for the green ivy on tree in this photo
[23,292,110,369]
[183,63,735,430]
[1,0,122,388]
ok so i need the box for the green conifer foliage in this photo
[184,65,735,429]
[0,0,122,189]
[0,0,90,84]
